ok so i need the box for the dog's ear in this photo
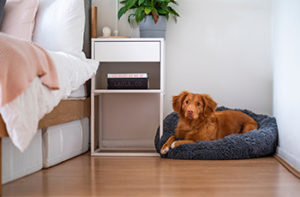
[202,94,217,117]
[172,91,189,113]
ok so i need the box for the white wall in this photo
[273,0,300,171]
[92,0,139,38]
[92,0,273,115]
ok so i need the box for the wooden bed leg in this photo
[0,138,2,196]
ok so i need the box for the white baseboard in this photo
[276,147,300,172]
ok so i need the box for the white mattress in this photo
[42,118,89,168]
[2,131,43,184]
[69,84,87,98]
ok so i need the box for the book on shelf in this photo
[107,73,149,89]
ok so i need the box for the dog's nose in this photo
[187,110,194,115]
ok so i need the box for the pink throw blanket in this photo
[0,33,59,107]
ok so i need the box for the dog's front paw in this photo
[171,141,177,149]
[160,146,169,155]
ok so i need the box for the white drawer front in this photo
[94,41,160,62]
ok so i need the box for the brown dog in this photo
[161,91,258,154]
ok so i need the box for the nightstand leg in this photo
[160,93,164,138]
[91,76,95,155]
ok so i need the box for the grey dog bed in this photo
[154,107,278,160]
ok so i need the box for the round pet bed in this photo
[154,107,278,160]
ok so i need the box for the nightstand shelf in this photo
[90,38,165,156]
[93,89,162,94]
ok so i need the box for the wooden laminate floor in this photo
[3,154,300,197]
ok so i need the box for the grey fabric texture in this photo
[154,107,278,160]
[83,0,91,58]
[0,0,6,28]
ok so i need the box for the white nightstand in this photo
[91,38,165,156]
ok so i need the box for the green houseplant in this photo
[118,0,180,38]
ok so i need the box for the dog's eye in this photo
[185,100,189,104]
[197,102,201,106]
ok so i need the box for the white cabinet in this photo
[91,38,164,156]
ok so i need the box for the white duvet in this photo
[0,51,99,152]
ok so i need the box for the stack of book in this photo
[107,73,149,89]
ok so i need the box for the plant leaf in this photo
[144,7,152,15]
[157,9,168,15]
[127,13,136,23]
[135,7,145,24]
[160,3,168,11]
[168,6,179,17]
[138,0,145,6]
[151,9,159,23]
[170,0,178,5]
[144,0,151,7]
[151,0,155,8]
[126,0,138,9]
[173,15,177,23]
[165,12,169,20]
[118,6,128,19]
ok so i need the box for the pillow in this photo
[0,0,6,28]
[33,0,85,57]
[0,0,39,41]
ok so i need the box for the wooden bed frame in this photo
[0,98,92,195]
[0,98,91,138]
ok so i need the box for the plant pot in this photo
[139,15,167,39]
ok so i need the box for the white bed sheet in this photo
[69,84,87,98]
[0,51,98,152]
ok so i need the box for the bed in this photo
[0,0,96,194]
